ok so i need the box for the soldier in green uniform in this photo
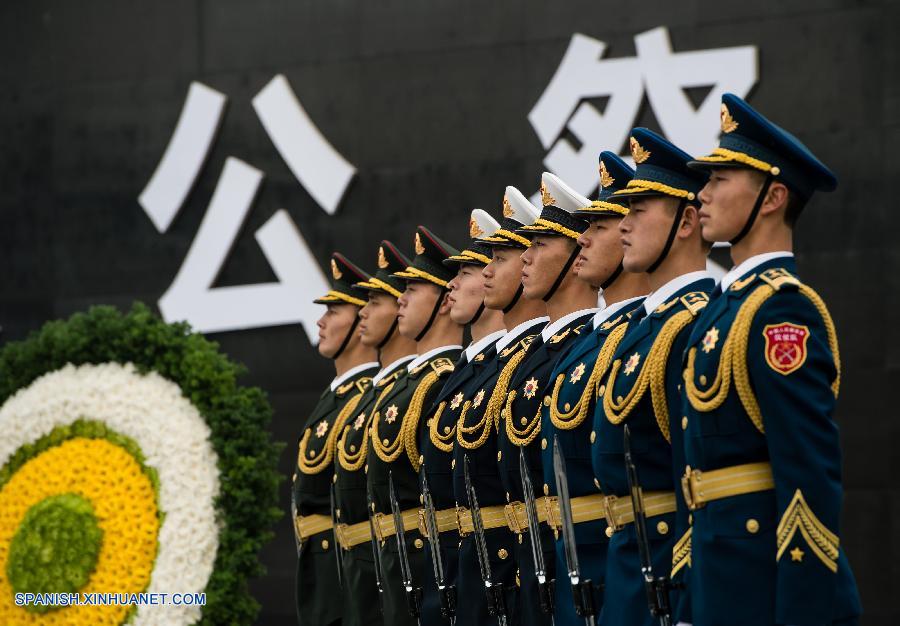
[334,241,418,626]
[294,253,380,626]
[366,226,464,625]
[419,209,507,625]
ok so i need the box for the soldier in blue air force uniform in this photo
[497,172,599,626]
[537,152,648,626]
[418,209,507,625]
[591,129,715,626]
[679,94,861,626]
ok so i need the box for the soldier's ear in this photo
[679,203,703,239]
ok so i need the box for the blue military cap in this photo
[444,209,500,268]
[314,252,370,306]
[516,172,590,240]
[613,128,707,202]
[574,151,634,218]
[688,93,837,198]
[391,226,460,288]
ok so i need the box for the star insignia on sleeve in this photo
[472,389,486,408]
[384,405,399,424]
[790,546,805,562]
[701,327,719,353]
[450,392,464,410]
[315,420,329,438]
[352,413,366,430]
[523,377,539,399]
[623,353,641,376]
[570,362,586,384]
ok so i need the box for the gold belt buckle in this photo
[603,495,621,533]
[681,466,703,510]
[455,505,470,536]
[504,502,524,534]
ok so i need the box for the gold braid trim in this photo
[428,402,456,452]
[613,179,696,200]
[503,390,542,447]
[671,527,692,577]
[604,310,698,441]
[684,280,840,434]
[338,383,395,471]
[519,219,582,240]
[355,277,402,298]
[298,390,365,474]
[401,371,443,471]
[582,200,629,216]
[481,229,532,247]
[549,323,628,430]
[393,267,449,287]
[776,489,839,573]
[457,348,529,449]
[694,147,780,175]
[317,290,367,307]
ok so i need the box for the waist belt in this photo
[503,498,553,533]
[417,506,461,537]
[456,504,511,535]
[295,513,332,540]
[545,492,677,534]
[372,507,422,542]
[681,462,774,510]
[335,520,372,549]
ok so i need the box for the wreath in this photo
[0,303,282,625]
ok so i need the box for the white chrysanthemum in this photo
[0,362,220,626]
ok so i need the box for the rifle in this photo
[388,470,423,622]
[420,467,457,624]
[519,447,555,620]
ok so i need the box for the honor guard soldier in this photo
[538,153,648,625]
[591,128,715,626]
[498,172,600,626]
[419,209,508,625]
[680,94,861,626]
[295,253,380,626]
[452,187,547,626]
[334,241,418,626]
[366,226,464,626]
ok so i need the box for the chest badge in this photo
[352,413,366,430]
[623,353,641,376]
[450,392,464,410]
[472,389,486,408]
[315,420,329,438]
[384,405,399,424]
[523,377,539,399]
[763,323,810,375]
[702,327,720,353]
[570,362,586,384]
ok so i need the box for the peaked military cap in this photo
[688,93,837,198]
[391,226,460,288]
[313,252,370,306]
[574,151,634,218]
[613,128,707,202]
[516,172,589,240]
[353,240,411,299]
[445,209,501,268]
[478,186,540,249]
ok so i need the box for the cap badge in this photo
[415,232,425,255]
[720,103,739,133]
[503,194,514,218]
[378,246,388,269]
[599,160,615,188]
[331,259,342,280]
[630,137,651,164]
[469,217,484,238]
[540,181,556,207]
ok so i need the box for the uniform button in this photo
[506,492,511,502]
[656,521,669,535]
[681,416,688,430]
[746,519,759,534]
[498,548,509,560]
[616,395,624,403]
[350,444,357,452]
[321,539,329,550]
[699,375,707,386]
[418,454,424,465]
[292,472,297,481]
[364,464,368,474]
[543,396,550,406]
[688,514,693,525]
[543,484,549,496]
[518,535,523,544]
[444,426,451,434]
[414,538,424,549]
[677,384,681,392]
[382,438,390,446]
[520,416,528,426]
[593,478,600,490]
[451,459,456,469]
[590,431,596,444]
[332,473,337,483]
[541,438,547,450]
[497,451,502,462]
[598,385,606,396]
[564,403,571,412]
[419,494,424,504]
[605,527,614,538]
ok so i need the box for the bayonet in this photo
[329,482,343,589]
[520,447,555,619]
[366,490,385,602]
[389,470,422,622]
[290,487,302,557]
[420,467,457,624]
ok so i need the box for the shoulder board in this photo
[679,291,710,316]
[759,267,800,291]
[429,357,456,376]
[549,328,571,344]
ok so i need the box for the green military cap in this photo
[517,172,590,240]
[313,252,370,307]
[353,240,411,299]
[391,226,460,287]
[444,209,501,268]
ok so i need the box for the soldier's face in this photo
[397,281,443,339]
[482,247,525,310]
[358,292,399,347]
[575,216,624,286]
[619,196,683,273]
[697,168,764,242]
[446,265,485,324]
[520,235,576,299]
[316,303,360,358]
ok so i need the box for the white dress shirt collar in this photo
[464,329,507,362]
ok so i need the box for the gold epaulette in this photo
[429,357,455,376]
[759,267,800,290]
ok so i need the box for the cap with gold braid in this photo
[517,172,590,240]
[313,252,370,307]
[445,209,501,268]
[574,151,635,218]
[353,241,411,299]
[612,128,707,201]
[477,187,540,249]
[391,226,460,288]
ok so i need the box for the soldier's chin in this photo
[317,340,337,358]
[397,318,421,340]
